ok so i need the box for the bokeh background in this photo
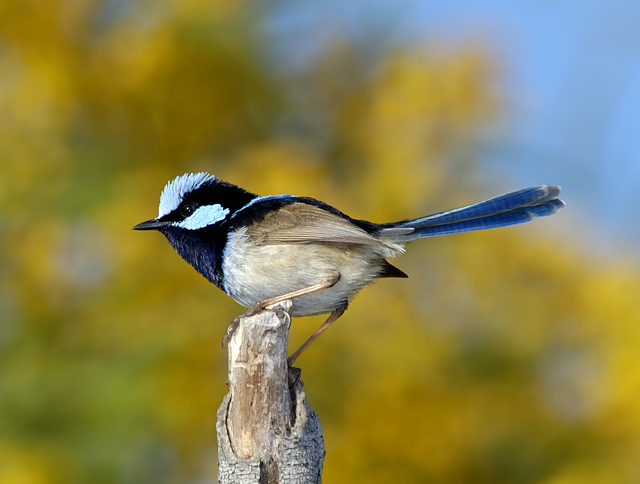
[2,1,640,483]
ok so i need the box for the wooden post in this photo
[216,301,325,484]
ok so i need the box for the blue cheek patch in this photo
[175,204,230,230]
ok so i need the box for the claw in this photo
[221,302,269,348]
[222,316,241,348]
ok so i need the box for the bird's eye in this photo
[181,204,196,217]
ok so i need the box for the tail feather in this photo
[379,185,565,242]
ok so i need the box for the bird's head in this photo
[133,172,256,286]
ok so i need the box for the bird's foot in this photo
[221,301,281,348]
[221,316,241,348]
[221,274,341,349]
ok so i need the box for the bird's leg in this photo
[222,274,341,348]
[287,303,347,366]
[248,273,341,316]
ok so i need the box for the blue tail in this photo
[380,185,565,242]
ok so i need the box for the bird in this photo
[133,173,565,364]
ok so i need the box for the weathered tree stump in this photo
[216,301,325,484]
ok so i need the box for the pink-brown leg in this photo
[223,274,341,347]
[287,304,348,365]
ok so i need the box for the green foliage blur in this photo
[2,2,639,483]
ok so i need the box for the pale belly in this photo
[221,228,400,316]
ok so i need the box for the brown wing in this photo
[246,202,391,247]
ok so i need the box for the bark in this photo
[217,301,325,484]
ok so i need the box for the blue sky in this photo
[266,0,640,251]
[405,0,640,243]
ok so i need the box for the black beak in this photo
[132,219,170,231]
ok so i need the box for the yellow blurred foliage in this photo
[1,2,639,484]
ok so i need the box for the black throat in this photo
[158,180,258,289]
[159,225,227,288]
